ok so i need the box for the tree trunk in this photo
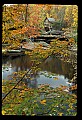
[25,4,28,23]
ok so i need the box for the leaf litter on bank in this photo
[2,83,77,115]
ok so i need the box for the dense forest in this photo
[2,4,78,44]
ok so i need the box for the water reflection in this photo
[2,55,74,89]
[2,55,33,80]
[39,56,74,80]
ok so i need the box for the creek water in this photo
[2,55,74,90]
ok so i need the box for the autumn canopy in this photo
[2,4,78,44]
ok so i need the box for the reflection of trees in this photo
[2,55,74,80]
[5,55,33,72]
[2,57,10,64]
[39,56,74,79]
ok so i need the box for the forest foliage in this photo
[2,4,78,44]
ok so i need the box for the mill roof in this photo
[44,17,55,23]
[47,18,55,23]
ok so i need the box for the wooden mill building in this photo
[44,17,55,32]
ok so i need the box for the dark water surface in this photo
[2,55,74,89]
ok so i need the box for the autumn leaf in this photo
[5,108,12,111]
[30,78,34,80]
[40,99,46,105]
[2,86,7,92]
[53,77,58,80]
[64,54,68,57]
[70,84,77,90]
[58,112,63,116]
[69,103,73,109]
[32,114,36,116]
[2,110,6,115]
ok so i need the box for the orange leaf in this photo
[40,100,46,105]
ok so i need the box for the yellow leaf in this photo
[46,13,50,18]
[6,108,12,111]
[40,100,46,105]
[58,112,63,116]
[64,54,68,57]
[2,86,7,92]
[10,104,15,107]
[30,78,34,80]
[69,103,73,109]
[2,110,6,115]
[53,77,58,80]
[32,114,36,116]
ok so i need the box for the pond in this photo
[2,55,74,91]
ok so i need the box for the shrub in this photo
[52,21,67,30]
